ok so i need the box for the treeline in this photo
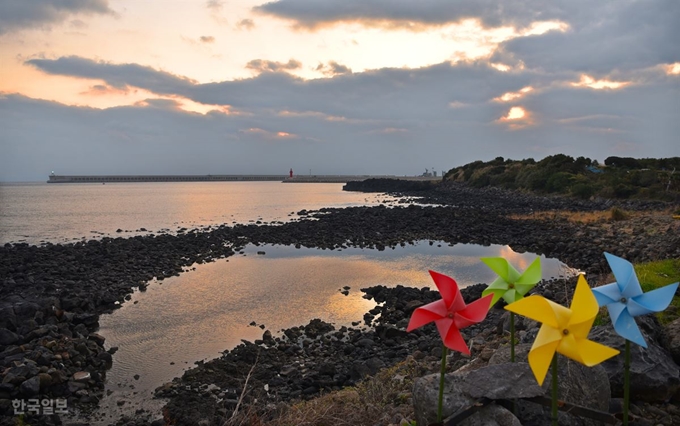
[444,154,680,201]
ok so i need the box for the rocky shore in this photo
[1,182,679,425]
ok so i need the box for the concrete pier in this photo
[47,174,441,184]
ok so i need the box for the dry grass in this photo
[263,358,424,426]
[508,210,621,224]
[509,207,679,224]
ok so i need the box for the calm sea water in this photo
[2,182,578,423]
[92,242,575,423]
[0,182,398,245]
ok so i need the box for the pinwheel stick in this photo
[624,339,630,425]
[438,344,448,423]
[551,354,558,426]
[510,312,515,362]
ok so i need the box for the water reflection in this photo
[98,241,577,399]
[0,182,399,244]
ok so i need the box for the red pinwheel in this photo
[407,270,494,354]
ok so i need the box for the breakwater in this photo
[46,174,441,183]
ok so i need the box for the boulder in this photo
[590,325,680,402]
[489,344,611,426]
[413,362,541,426]
[19,376,41,397]
[0,328,19,346]
[664,317,680,365]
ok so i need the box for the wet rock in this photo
[73,371,91,382]
[88,332,106,346]
[413,372,473,426]
[590,325,680,402]
[664,317,680,365]
[0,328,19,346]
[19,376,41,396]
[461,363,543,400]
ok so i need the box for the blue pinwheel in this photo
[592,252,679,347]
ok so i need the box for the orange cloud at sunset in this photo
[571,75,630,90]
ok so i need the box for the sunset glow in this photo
[1,0,677,181]
[505,107,527,120]
[571,75,631,90]
[666,63,680,75]
[495,87,534,102]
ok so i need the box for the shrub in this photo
[610,207,629,221]
[571,183,596,199]
[545,172,575,193]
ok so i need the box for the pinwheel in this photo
[481,257,541,362]
[505,275,619,425]
[407,270,493,422]
[592,252,679,425]
[482,257,542,305]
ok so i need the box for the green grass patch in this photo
[635,258,680,324]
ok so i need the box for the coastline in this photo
[1,182,679,425]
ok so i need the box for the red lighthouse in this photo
[289,168,294,178]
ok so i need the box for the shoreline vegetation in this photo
[444,155,680,202]
[1,155,680,425]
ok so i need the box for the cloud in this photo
[245,59,302,73]
[0,0,114,35]
[25,56,196,94]
[134,98,182,110]
[206,0,228,25]
[492,0,680,73]
[5,53,679,181]
[80,84,130,96]
[206,0,223,12]
[315,61,352,76]
[199,35,215,43]
[69,19,88,29]
[236,19,255,30]
[253,0,570,30]
[2,62,679,182]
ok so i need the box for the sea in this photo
[0,182,578,422]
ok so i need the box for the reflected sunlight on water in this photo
[0,182,399,244]
[98,241,577,396]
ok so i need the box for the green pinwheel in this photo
[482,256,541,363]
[482,257,542,305]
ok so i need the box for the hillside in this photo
[443,155,680,201]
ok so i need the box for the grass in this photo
[609,207,629,221]
[251,359,425,426]
[635,258,680,324]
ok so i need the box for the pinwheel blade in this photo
[407,300,447,331]
[505,288,524,304]
[505,295,569,329]
[629,282,679,316]
[481,287,506,306]
[612,308,647,348]
[516,257,542,286]
[455,294,493,328]
[485,277,510,290]
[568,275,598,328]
[572,338,620,366]
[436,318,469,354]
[592,282,622,306]
[481,257,521,283]
[528,326,561,386]
[429,270,462,310]
[605,253,642,298]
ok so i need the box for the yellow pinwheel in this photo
[505,275,620,385]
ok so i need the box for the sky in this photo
[0,0,679,181]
